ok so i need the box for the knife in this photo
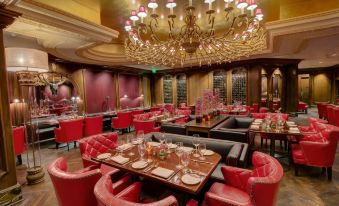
[190,159,213,165]
[167,168,182,181]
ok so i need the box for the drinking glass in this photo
[181,151,190,173]
[126,134,135,156]
[166,138,172,153]
[137,130,144,144]
[192,134,200,158]
[117,137,126,155]
[138,143,146,160]
[198,143,206,160]
[159,132,166,144]
[175,142,183,169]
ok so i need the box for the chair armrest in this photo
[209,129,247,142]
[116,182,142,203]
[221,166,252,190]
[153,127,161,132]
[81,154,100,168]
[112,174,132,195]
[204,191,251,206]
[299,140,332,166]
[72,165,99,174]
[112,117,119,128]
[54,127,62,141]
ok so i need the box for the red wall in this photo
[119,74,141,109]
[85,70,116,113]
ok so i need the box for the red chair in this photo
[150,107,161,112]
[298,117,328,133]
[134,120,160,135]
[333,107,339,127]
[298,101,308,114]
[54,119,84,150]
[175,109,191,124]
[179,102,190,110]
[317,102,328,119]
[164,104,174,114]
[251,112,266,119]
[326,105,335,125]
[12,126,25,165]
[260,113,289,149]
[48,157,102,206]
[249,103,259,113]
[84,115,103,137]
[78,132,118,168]
[322,104,329,120]
[94,171,197,206]
[292,124,339,180]
[259,107,269,113]
[112,111,132,133]
[202,151,283,206]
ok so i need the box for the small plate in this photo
[132,160,148,169]
[148,142,160,147]
[181,174,201,185]
[252,122,261,125]
[202,149,214,156]
[168,143,177,149]
[96,153,111,160]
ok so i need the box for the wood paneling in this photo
[247,66,261,106]
[313,73,331,102]
[187,71,213,106]
[154,76,164,105]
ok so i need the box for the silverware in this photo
[144,161,158,173]
[167,168,182,181]
[190,159,214,164]
[122,158,138,166]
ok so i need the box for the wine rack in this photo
[213,70,226,103]
[163,75,173,103]
[232,68,247,104]
[176,74,187,104]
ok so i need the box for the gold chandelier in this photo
[124,0,266,67]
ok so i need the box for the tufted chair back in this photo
[48,157,102,206]
[84,115,103,137]
[79,132,118,167]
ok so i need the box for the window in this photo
[232,68,247,104]
[213,70,226,103]
[163,75,173,103]
[176,74,187,104]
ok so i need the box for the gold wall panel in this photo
[187,71,213,106]
[154,76,164,105]
[313,73,331,102]
[280,0,339,19]
[32,0,101,24]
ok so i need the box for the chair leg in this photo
[322,167,326,174]
[295,165,299,176]
[327,167,332,181]
[17,155,22,165]
[260,138,263,148]
[67,143,69,151]
[265,139,268,147]
[56,142,59,149]
[284,140,287,151]
[74,141,77,148]
[280,140,283,149]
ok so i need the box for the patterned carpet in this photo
[15,107,339,206]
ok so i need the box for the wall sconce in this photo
[76,96,81,101]
[13,98,20,103]
[123,94,128,98]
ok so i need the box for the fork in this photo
[144,161,158,173]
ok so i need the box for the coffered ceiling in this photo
[3,0,339,70]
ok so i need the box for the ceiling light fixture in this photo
[124,0,266,67]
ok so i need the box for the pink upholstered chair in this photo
[250,103,259,113]
[164,104,174,114]
[134,120,160,134]
[54,119,84,150]
[94,171,197,206]
[259,107,269,113]
[326,105,335,125]
[111,111,132,133]
[333,107,339,127]
[202,152,283,206]
[48,157,102,206]
[84,115,103,137]
[12,126,25,165]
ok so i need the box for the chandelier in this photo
[124,0,266,67]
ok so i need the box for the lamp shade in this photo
[5,48,49,72]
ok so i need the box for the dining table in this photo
[92,143,221,195]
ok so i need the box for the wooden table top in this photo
[186,115,227,129]
[92,145,221,195]
[249,124,303,136]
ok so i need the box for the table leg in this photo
[270,136,275,156]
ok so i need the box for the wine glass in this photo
[137,130,144,144]
[159,132,166,144]
[138,143,146,160]
[166,138,172,153]
[117,137,126,155]
[126,134,135,156]
[192,134,200,158]
[198,143,206,160]
[181,151,190,173]
[175,142,183,169]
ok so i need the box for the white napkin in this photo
[251,125,260,130]
[181,147,194,153]
[117,143,133,151]
[96,153,111,160]
[289,127,299,131]
[201,149,214,156]
[254,119,263,123]
[151,167,174,179]
[132,160,148,169]
[286,121,296,125]
[110,155,129,164]
[252,122,261,125]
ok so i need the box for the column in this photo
[0,5,23,205]
[282,64,299,113]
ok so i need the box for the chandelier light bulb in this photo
[137,6,147,23]
[166,0,176,15]
[130,10,139,25]
[124,20,132,32]
[237,0,248,14]
[204,0,215,10]
[255,8,263,21]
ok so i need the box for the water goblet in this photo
[138,143,146,160]
[181,151,190,173]
[198,143,206,160]
[192,135,200,158]
[126,134,135,156]
[175,142,183,169]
